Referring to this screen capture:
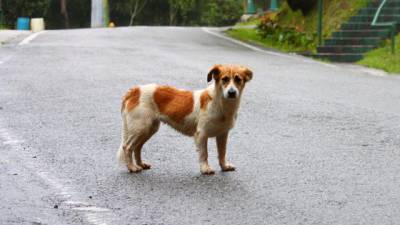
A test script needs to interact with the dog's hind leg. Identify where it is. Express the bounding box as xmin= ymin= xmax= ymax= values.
xmin=124 ymin=144 xmax=143 ymax=173
xmin=122 ymin=115 xmax=159 ymax=173
xmin=118 ymin=111 xmax=146 ymax=173
xmin=133 ymin=120 xmax=160 ymax=170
